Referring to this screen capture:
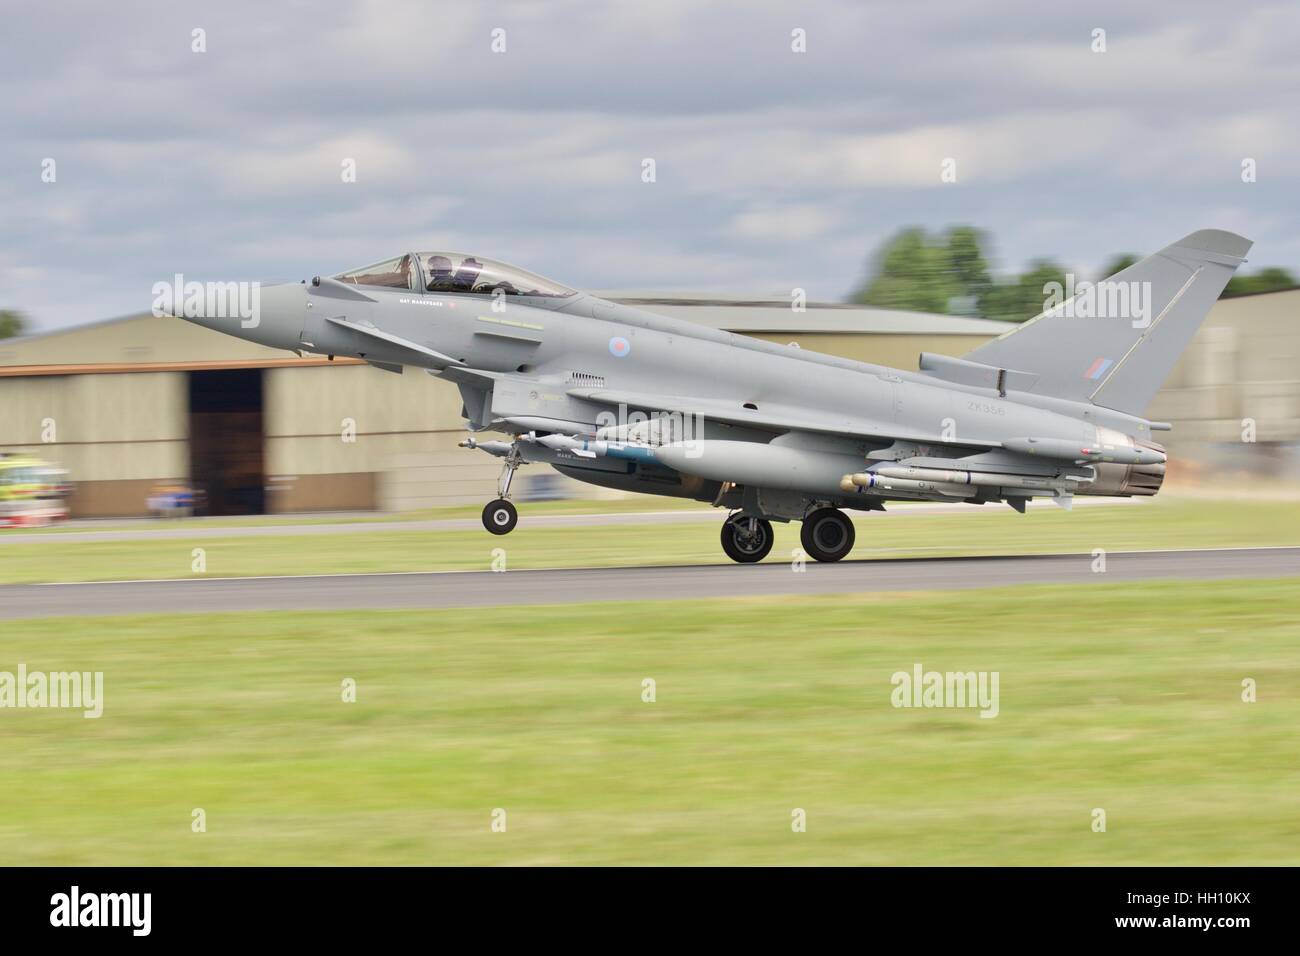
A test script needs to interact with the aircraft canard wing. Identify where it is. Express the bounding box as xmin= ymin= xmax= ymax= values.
xmin=436 ymin=365 xmax=501 ymax=389
xmin=566 ymin=386 xmax=1000 ymax=449
xmin=324 ymin=316 xmax=463 ymax=368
